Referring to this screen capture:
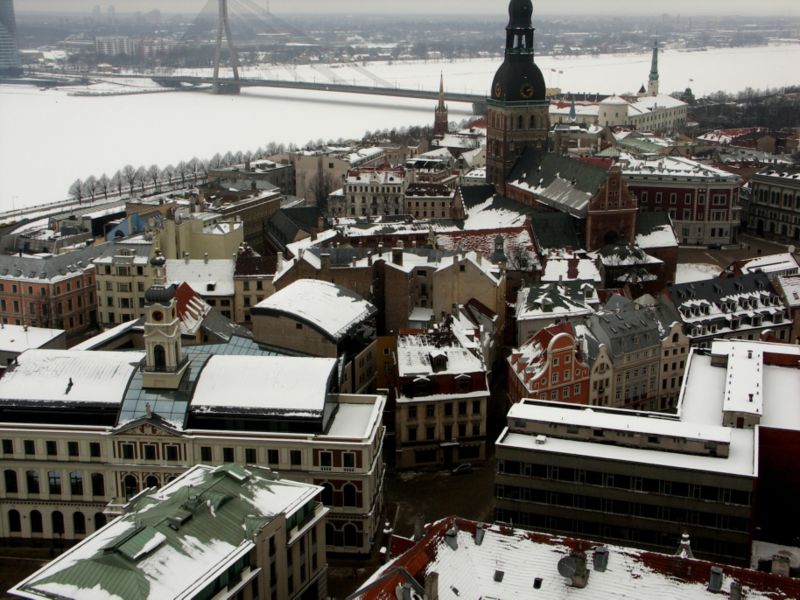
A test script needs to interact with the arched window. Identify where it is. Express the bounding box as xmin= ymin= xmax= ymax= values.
xmin=342 ymin=483 xmax=357 ymax=507
xmin=52 ymin=511 xmax=65 ymax=535
xmin=73 ymin=512 xmax=86 ymax=535
xmin=124 ymin=475 xmax=138 ymax=500
xmin=94 ymin=513 xmax=107 ymax=531
xmin=672 ymin=333 xmax=679 ymax=343
xmin=153 ymin=344 xmax=166 ymax=370
xmin=325 ymin=522 xmax=335 ymax=546
xmin=70 ymin=472 xmax=83 ymax=496
xmin=517 ymin=115 xmax=524 ymax=130
xmin=530 ymin=115 xmax=536 ymax=128
xmin=26 ymin=470 xmax=39 ymax=494
xmin=91 ymin=473 xmax=104 ymax=497
xmin=30 ymin=510 xmax=43 ymax=534
xmin=343 ymin=523 xmax=360 ymax=548
xmin=8 ymin=509 xmax=21 ymax=533
xmin=145 ymin=475 xmax=159 ymax=489
xmin=321 ymin=483 xmax=334 ymax=506
xmin=4 ymin=470 xmax=17 ymax=494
